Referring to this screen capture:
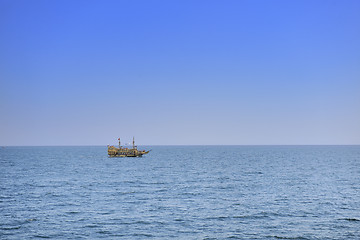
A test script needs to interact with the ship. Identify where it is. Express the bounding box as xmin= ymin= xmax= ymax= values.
xmin=107 ymin=137 xmax=150 ymax=157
